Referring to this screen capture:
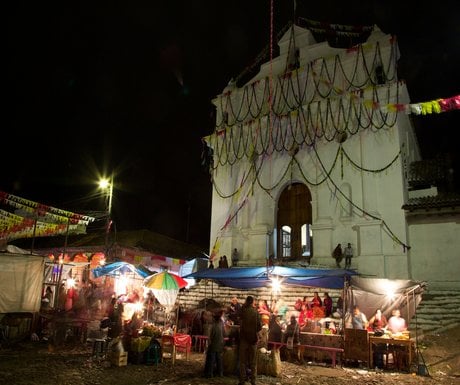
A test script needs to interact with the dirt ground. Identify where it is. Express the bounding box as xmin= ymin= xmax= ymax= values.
xmin=0 ymin=329 xmax=459 ymax=385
